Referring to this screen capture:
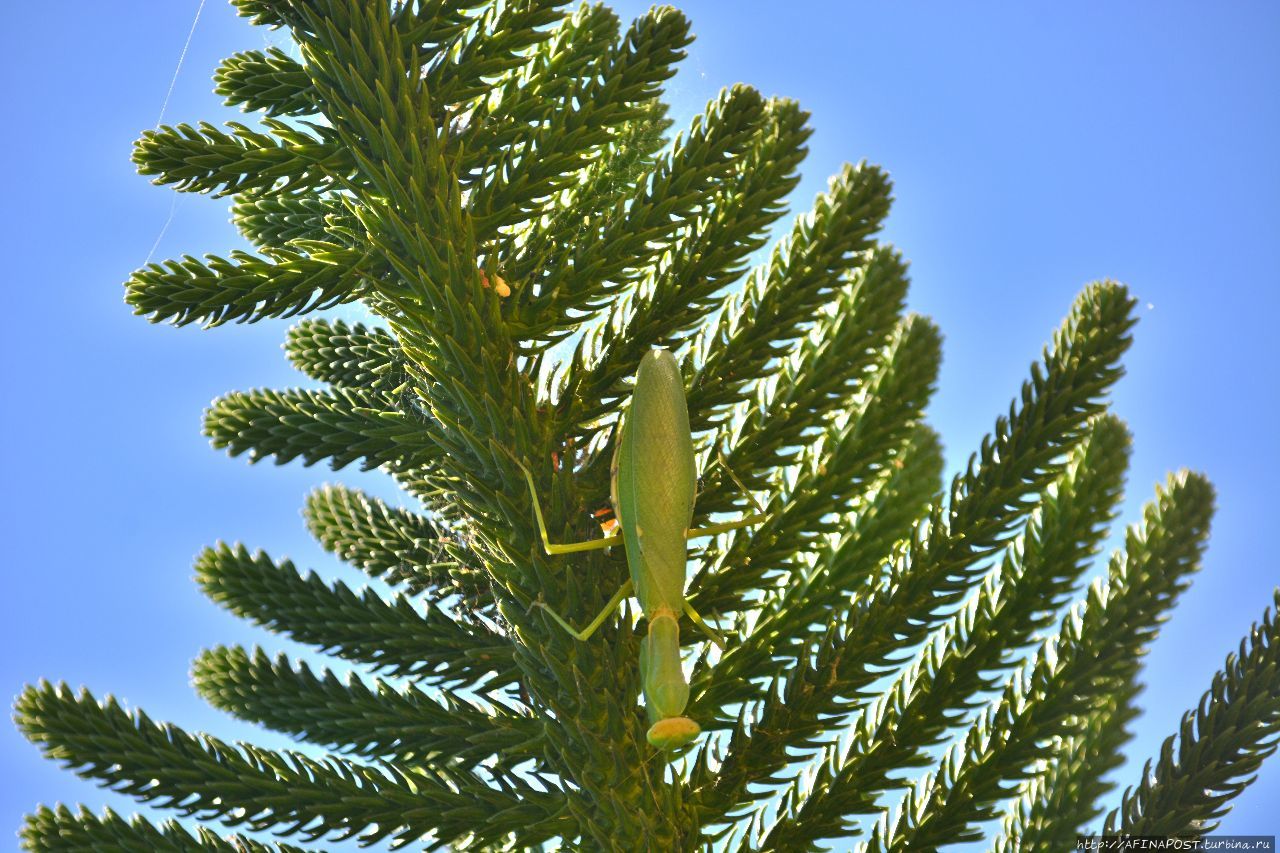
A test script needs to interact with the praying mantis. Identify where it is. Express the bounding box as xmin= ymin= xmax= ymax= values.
xmin=505 ymin=349 xmax=766 ymax=750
